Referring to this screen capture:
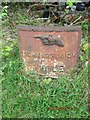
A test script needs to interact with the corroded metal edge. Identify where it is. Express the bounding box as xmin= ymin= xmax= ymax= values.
xmin=17 ymin=25 xmax=82 ymax=32
xmin=76 ymin=26 xmax=82 ymax=66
